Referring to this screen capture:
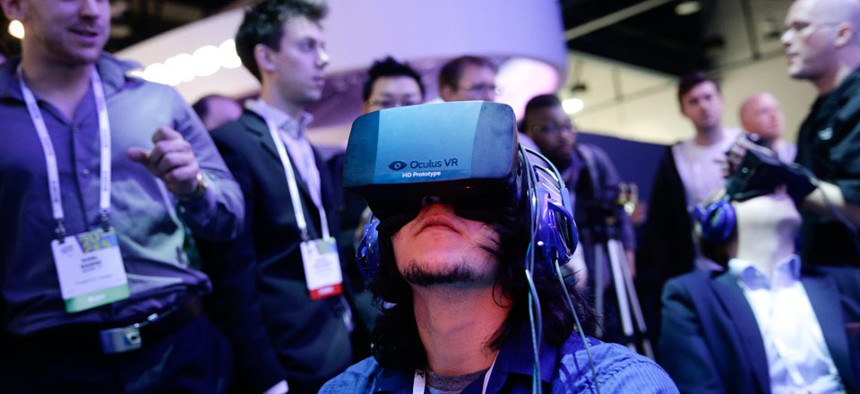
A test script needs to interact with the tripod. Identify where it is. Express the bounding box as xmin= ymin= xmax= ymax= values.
xmin=584 ymin=213 xmax=653 ymax=359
